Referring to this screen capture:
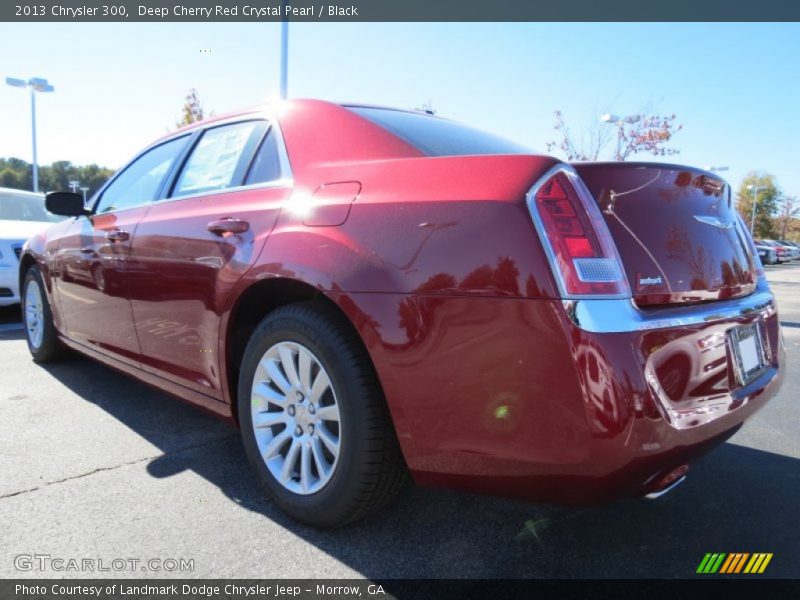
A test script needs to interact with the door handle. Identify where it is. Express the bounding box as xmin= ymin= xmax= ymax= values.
xmin=106 ymin=229 xmax=130 ymax=242
xmin=207 ymin=218 xmax=250 ymax=236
